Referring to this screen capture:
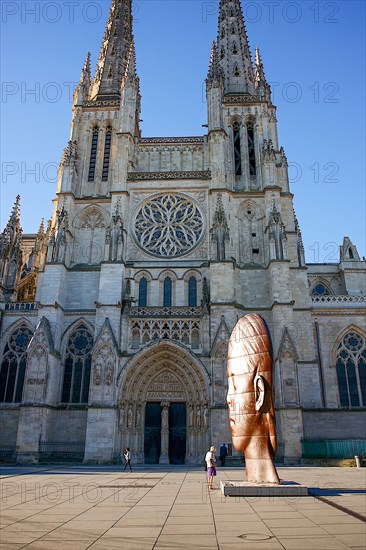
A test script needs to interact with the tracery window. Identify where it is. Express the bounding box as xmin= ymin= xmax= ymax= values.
xmin=163 ymin=277 xmax=172 ymax=307
xmin=312 ymin=283 xmax=330 ymax=296
xmin=247 ymin=122 xmax=256 ymax=176
xmin=0 ymin=325 xmax=33 ymax=403
xmin=139 ymin=277 xmax=148 ymax=307
xmin=188 ymin=276 xmax=197 ymax=307
xmin=61 ymin=325 xmax=93 ymax=404
xmin=336 ymin=332 xmax=366 ymax=407
xmin=102 ymin=126 xmax=112 ymax=182
xmin=134 ymin=194 xmax=204 ymax=258
xmin=233 ymin=122 xmax=242 ymax=176
xmin=88 ymin=127 xmax=99 ymax=182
